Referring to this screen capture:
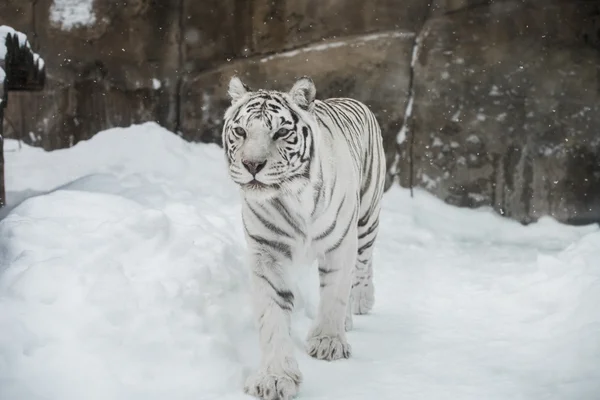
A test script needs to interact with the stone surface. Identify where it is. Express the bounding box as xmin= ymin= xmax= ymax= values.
xmin=1 ymin=0 xmax=600 ymax=224
xmin=2 ymin=0 xmax=181 ymax=148
xmin=183 ymin=0 xmax=429 ymax=72
xmin=181 ymin=31 xmax=415 ymax=178
xmin=1 ymin=0 xmax=430 ymax=150
xmin=401 ymin=0 xmax=600 ymax=224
